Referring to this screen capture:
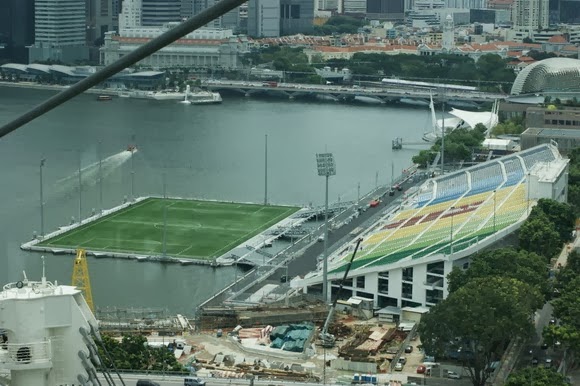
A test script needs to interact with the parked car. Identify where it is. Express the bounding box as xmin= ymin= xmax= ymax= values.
xmin=184 ymin=377 xmax=206 ymax=386
xmin=405 ymin=345 xmax=413 ymax=353
xmin=416 ymin=365 xmax=426 ymax=374
xmin=395 ymin=362 xmax=403 ymax=371
xmin=541 ymin=342 xmax=549 ymax=350
xmin=447 ymin=371 xmax=461 ymax=379
xmin=545 ymin=358 xmax=553 ymax=368
xmin=398 ymin=357 xmax=407 ymax=365
xmin=532 ymin=357 xmax=539 ymax=366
